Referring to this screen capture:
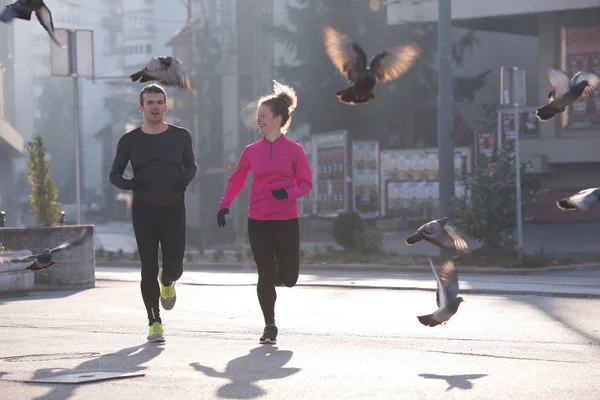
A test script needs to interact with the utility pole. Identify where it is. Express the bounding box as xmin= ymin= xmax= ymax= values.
xmin=437 ymin=0 xmax=454 ymax=220
xmin=68 ymin=32 xmax=82 ymax=225
xmin=50 ymin=29 xmax=94 ymax=225
xmin=500 ymin=66 xmax=526 ymax=259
